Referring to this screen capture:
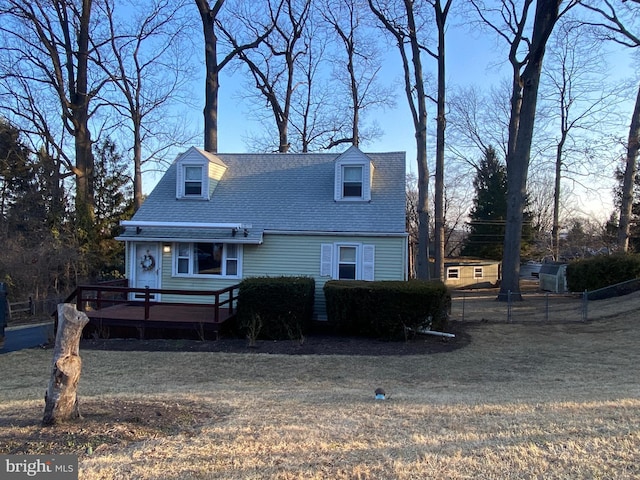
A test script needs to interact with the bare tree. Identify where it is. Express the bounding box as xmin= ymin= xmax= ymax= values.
xmin=471 ymin=0 xmax=578 ymax=300
xmin=542 ymin=18 xmax=624 ymax=259
xmin=447 ymin=83 xmax=513 ymax=172
xmin=429 ymin=0 xmax=453 ymax=282
xmin=580 ymin=0 xmax=640 ymax=252
xmin=368 ymin=0 xmax=431 ymax=279
xmin=0 ymin=0 xmax=104 ymax=233
xmin=194 ymin=0 xmax=279 ymax=153
xmin=288 ymin=7 xmax=333 ymax=152
xmin=98 ymin=0 xmax=195 ymax=211
xmin=406 ymin=173 xmax=419 ymax=277
xmin=320 ymin=0 xmax=394 ymax=150
xmin=224 ymin=0 xmax=310 ymax=153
